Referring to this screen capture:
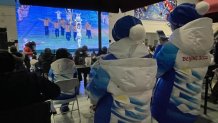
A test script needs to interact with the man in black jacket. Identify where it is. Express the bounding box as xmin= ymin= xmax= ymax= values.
xmin=0 ymin=51 xmax=60 ymax=111
xmin=37 ymin=48 xmax=54 ymax=77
